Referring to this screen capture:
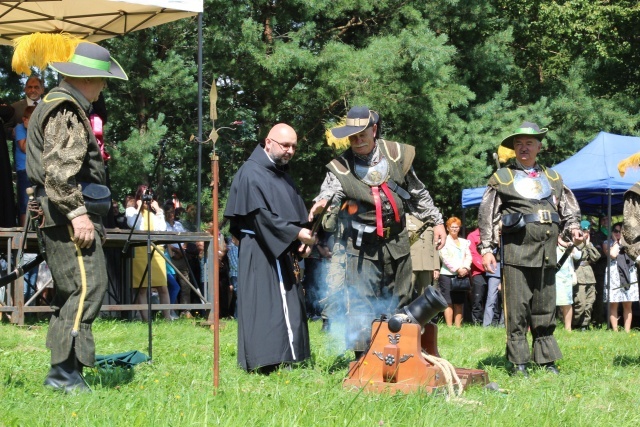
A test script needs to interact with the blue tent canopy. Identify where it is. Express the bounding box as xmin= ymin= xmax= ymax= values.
xmin=461 ymin=132 xmax=640 ymax=215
